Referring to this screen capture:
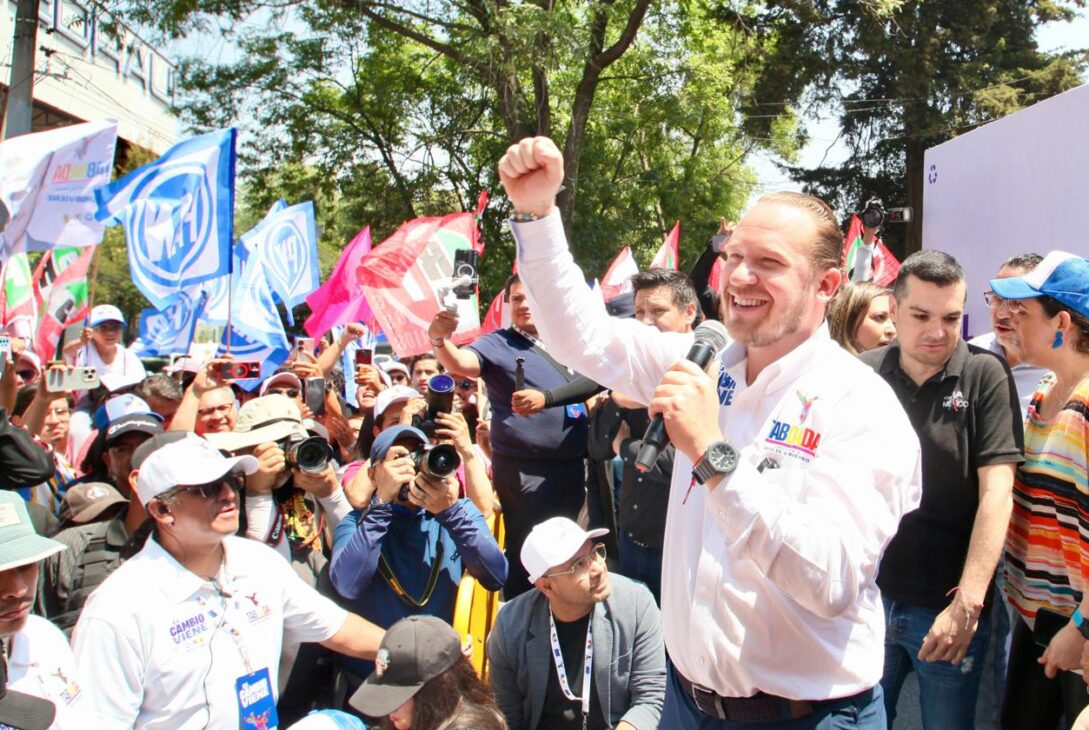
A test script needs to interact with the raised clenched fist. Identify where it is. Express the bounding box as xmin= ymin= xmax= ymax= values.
xmin=497 ymin=137 xmax=565 ymax=218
